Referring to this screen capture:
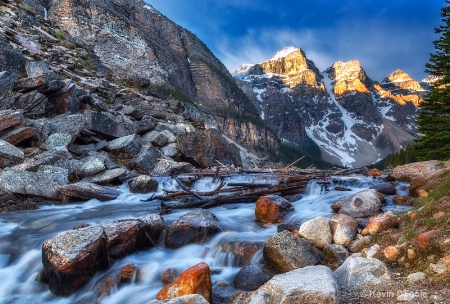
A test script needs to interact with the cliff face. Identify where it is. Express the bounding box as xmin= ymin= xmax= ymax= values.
xmin=36 ymin=0 xmax=277 ymax=155
xmin=235 ymin=47 xmax=426 ymax=167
